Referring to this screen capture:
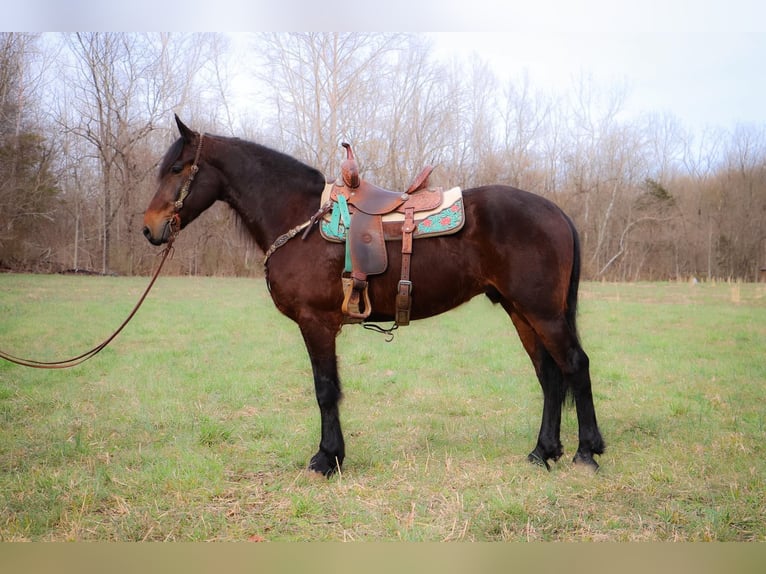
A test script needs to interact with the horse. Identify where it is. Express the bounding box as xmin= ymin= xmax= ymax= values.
xmin=143 ymin=115 xmax=605 ymax=476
